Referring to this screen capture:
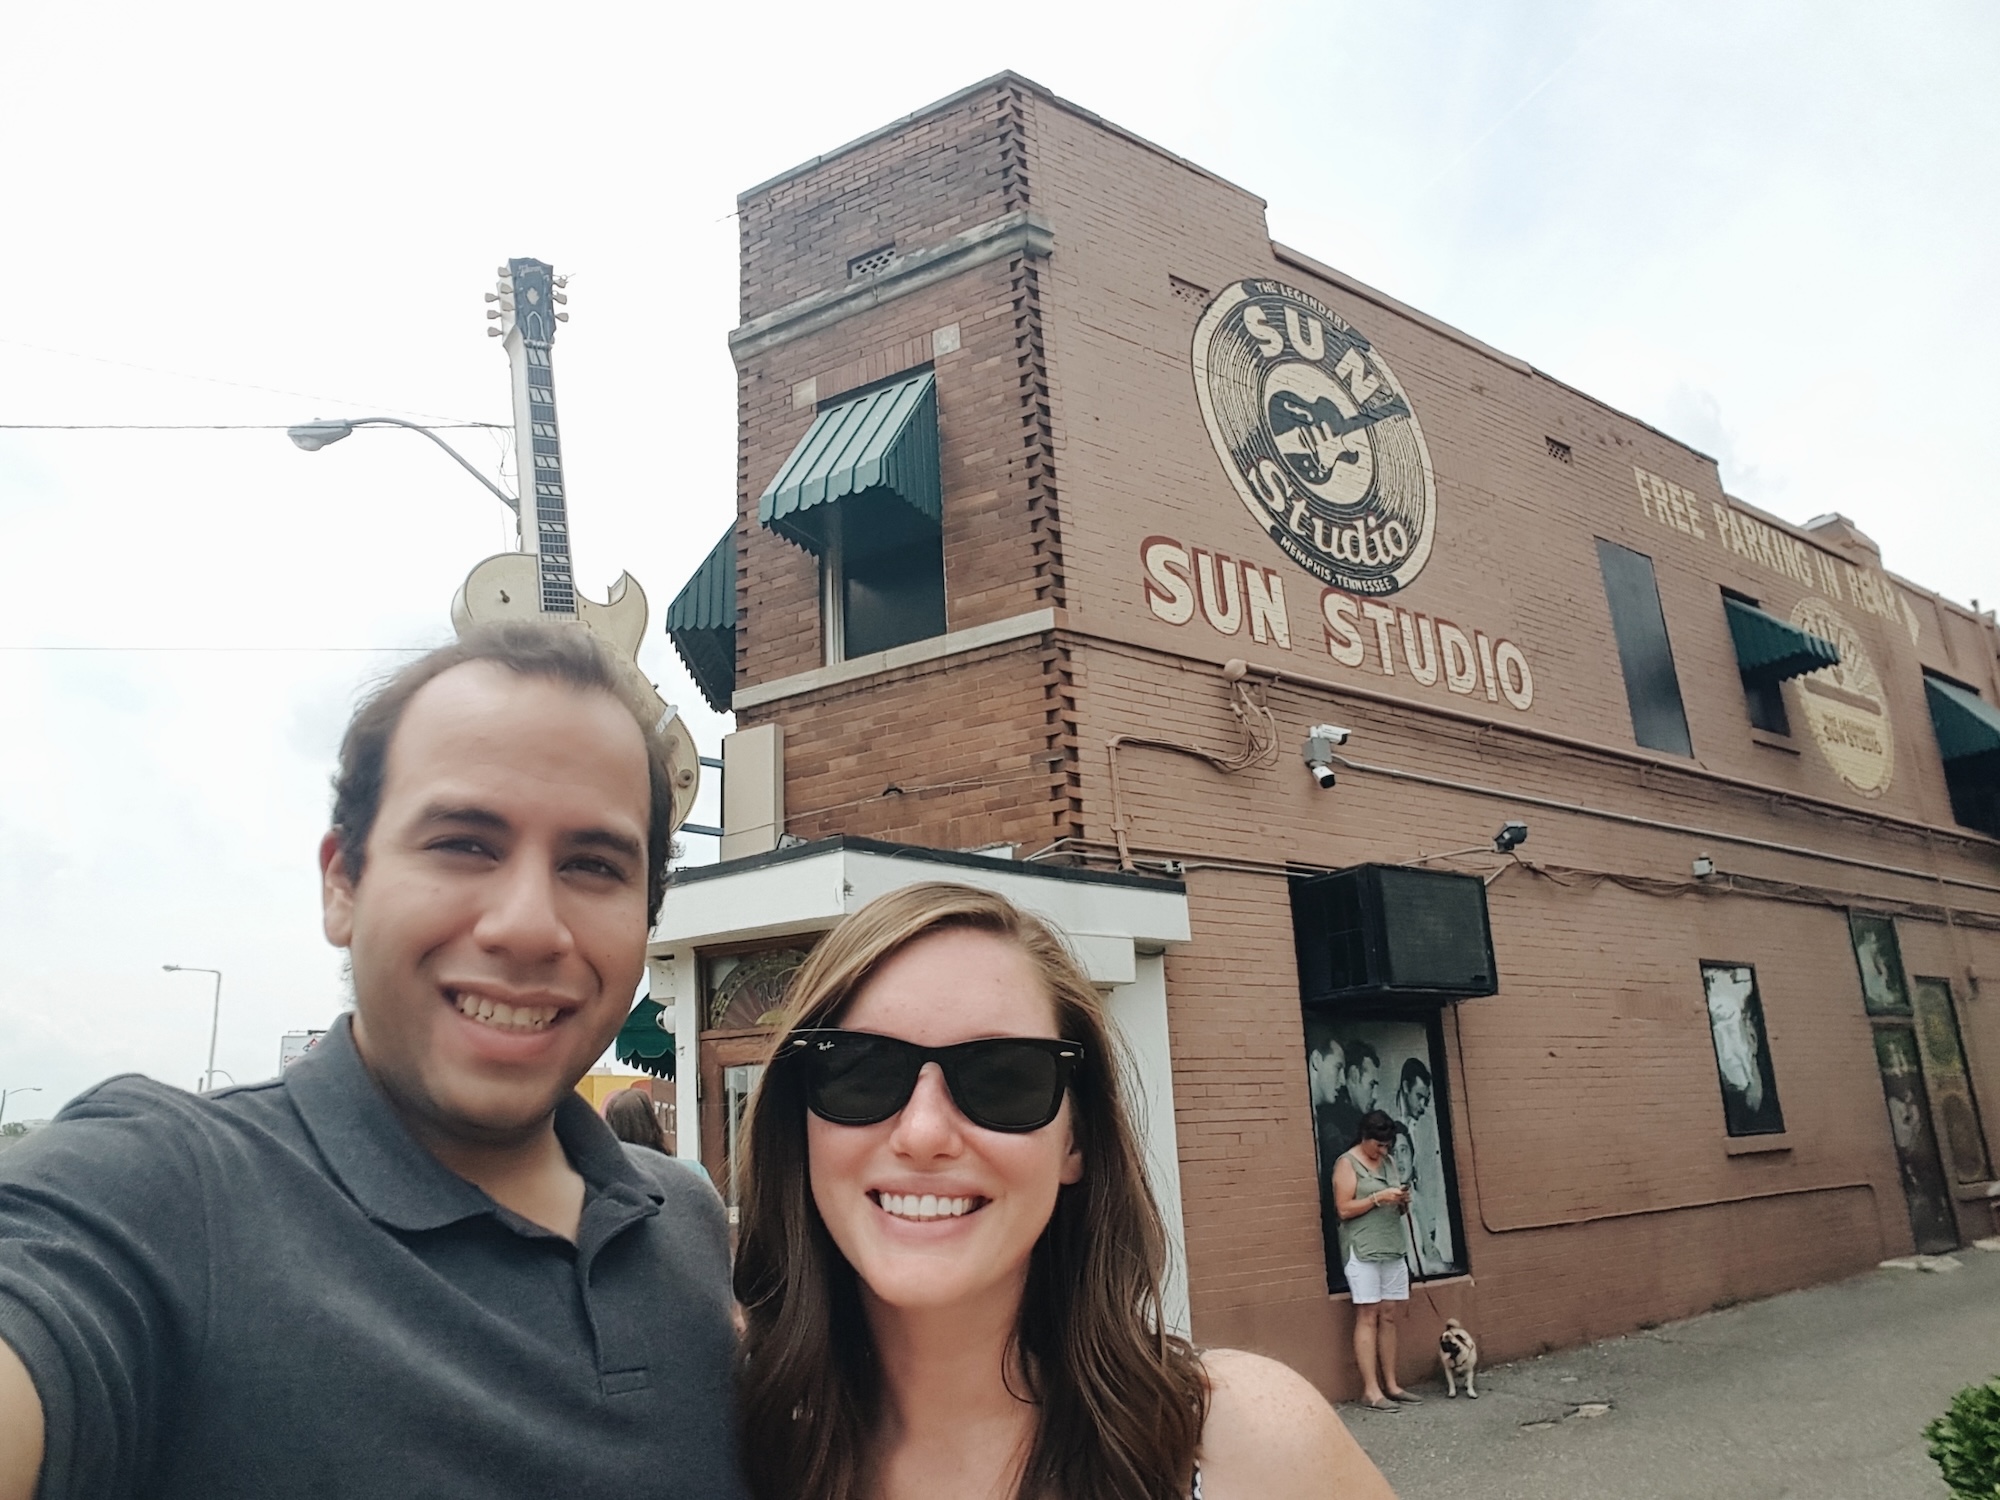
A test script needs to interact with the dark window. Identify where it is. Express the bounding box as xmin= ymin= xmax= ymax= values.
xmin=1597 ymin=539 xmax=1693 ymax=756
xmin=824 ymin=490 xmax=945 ymax=662
xmin=1700 ymin=963 xmax=1786 ymax=1136
xmin=1724 ymin=590 xmax=1791 ymax=735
